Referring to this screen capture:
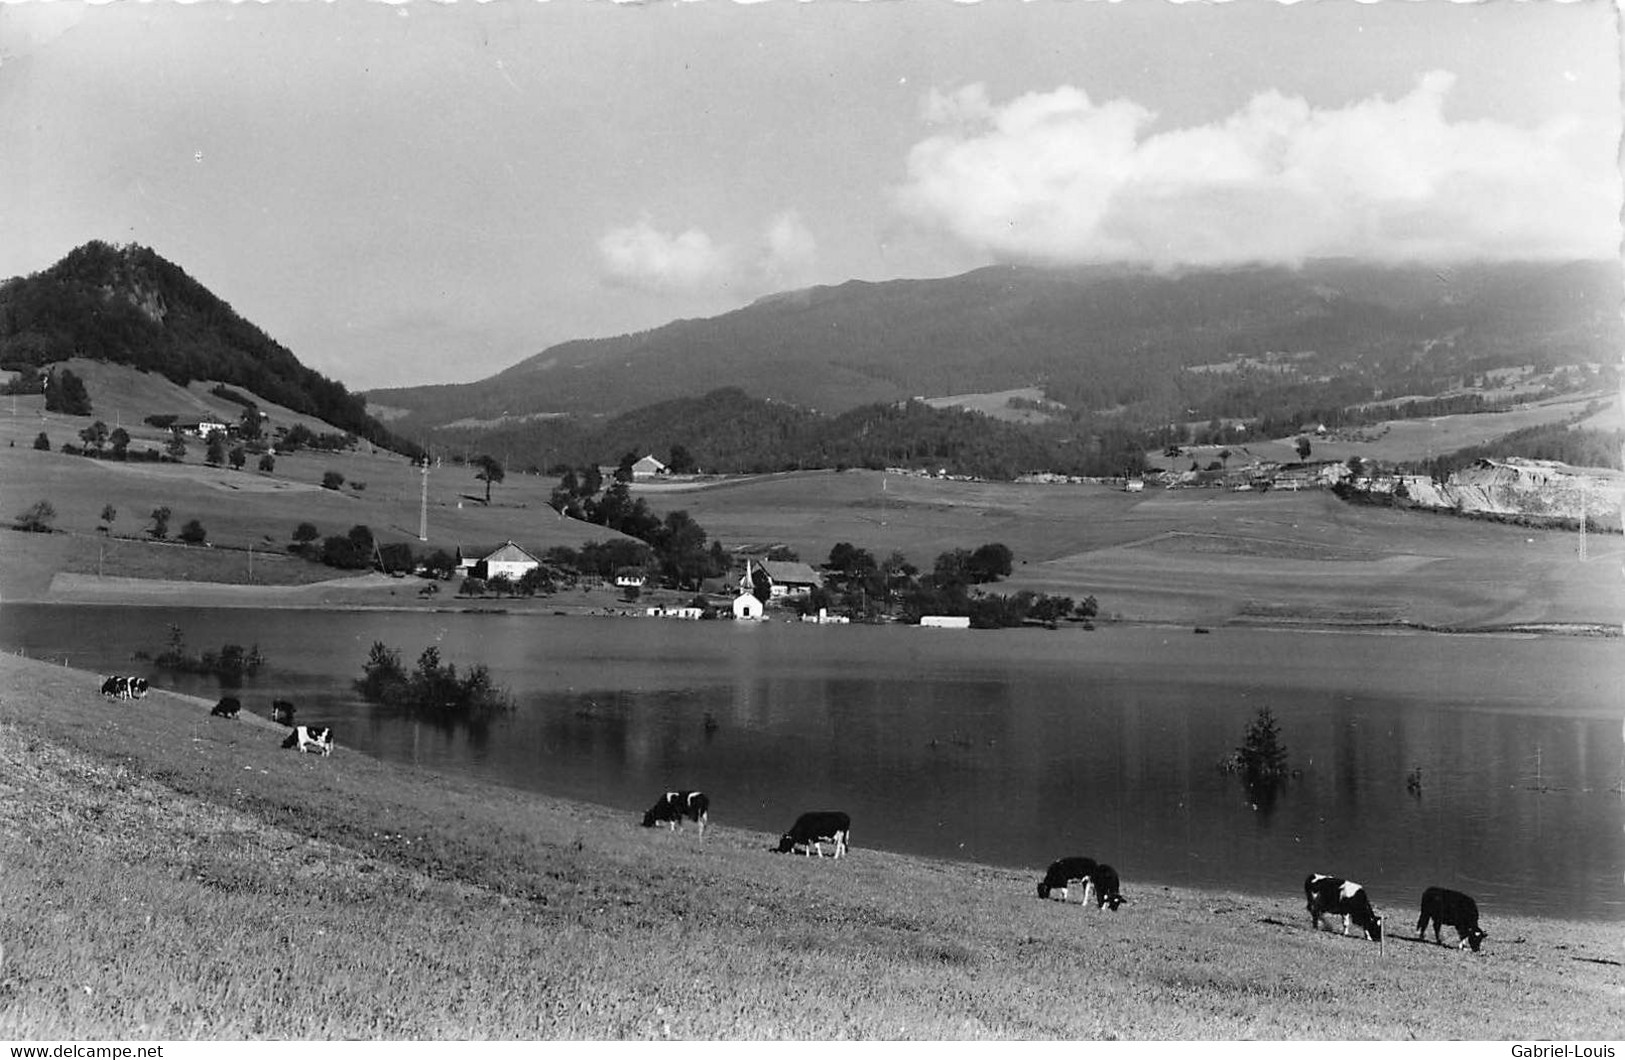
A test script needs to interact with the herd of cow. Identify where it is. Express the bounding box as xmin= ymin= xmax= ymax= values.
xmin=101 ymin=675 xmax=1490 ymax=954
xmin=640 ymin=788 xmax=1489 ymax=953
xmin=100 ymin=674 xmax=334 ymax=756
